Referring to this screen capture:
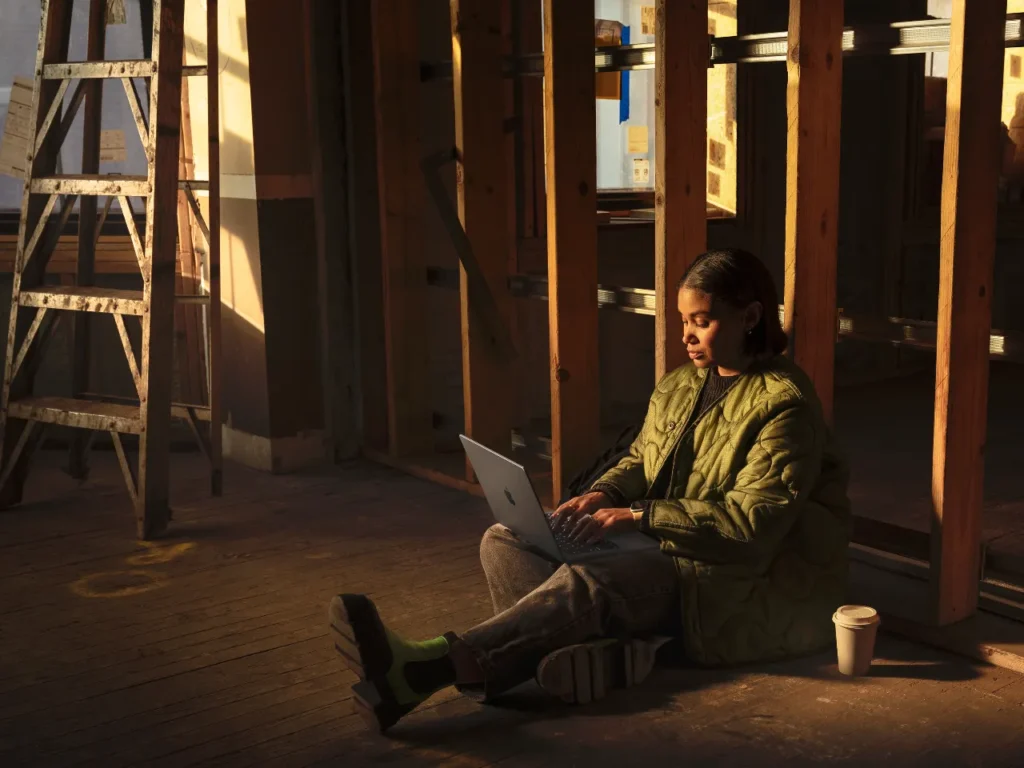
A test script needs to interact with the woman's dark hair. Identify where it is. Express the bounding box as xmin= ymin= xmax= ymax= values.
xmin=676 ymin=248 xmax=788 ymax=358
